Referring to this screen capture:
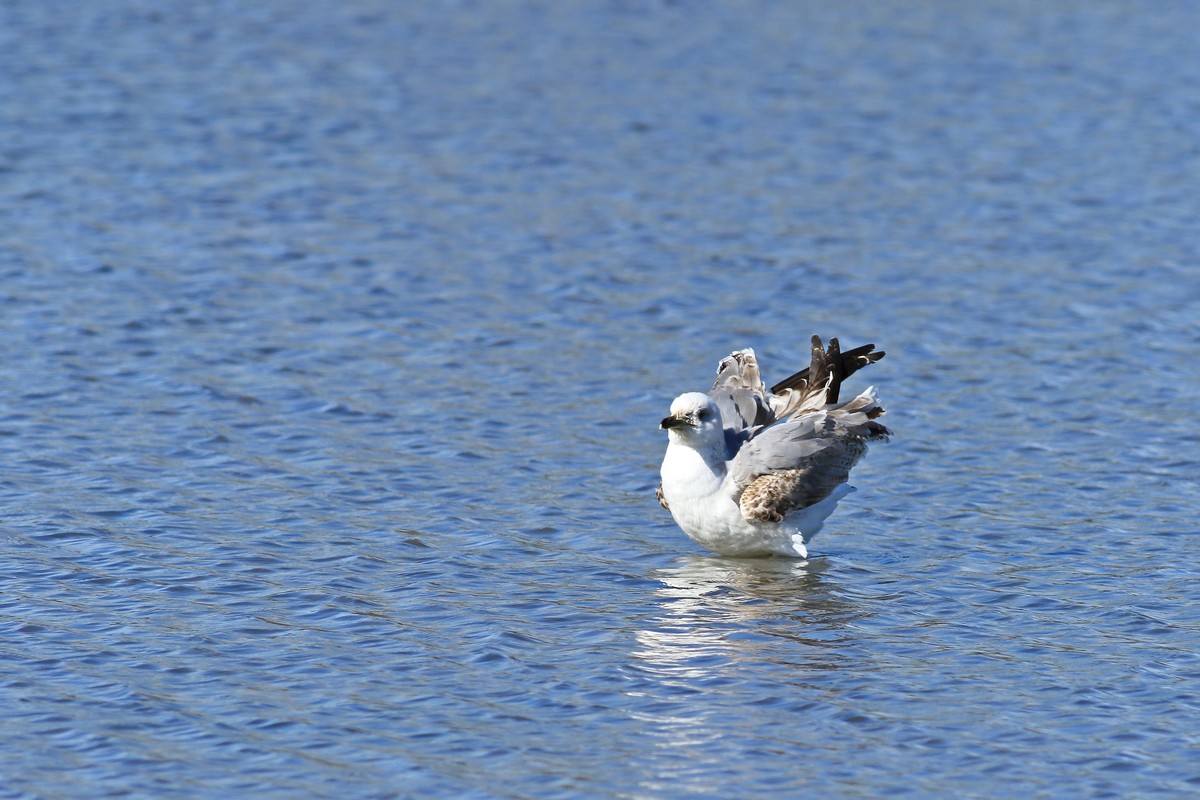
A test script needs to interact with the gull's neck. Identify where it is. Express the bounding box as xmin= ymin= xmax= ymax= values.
xmin=661 ymin=431 xmax=728 ymax=488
